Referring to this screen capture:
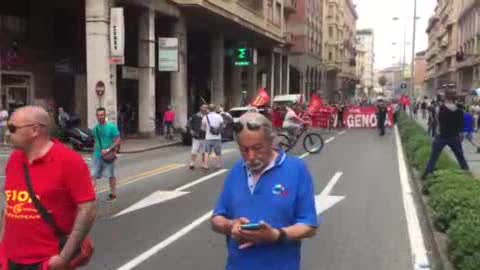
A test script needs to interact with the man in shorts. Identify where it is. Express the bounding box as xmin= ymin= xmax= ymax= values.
xmin=92 ymin=107 xmax=121 ymax=201
xmin=202 ymin=104 xmax=224 ymax=170
xmin=188 ymin=104 xmax=208 ymax=169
